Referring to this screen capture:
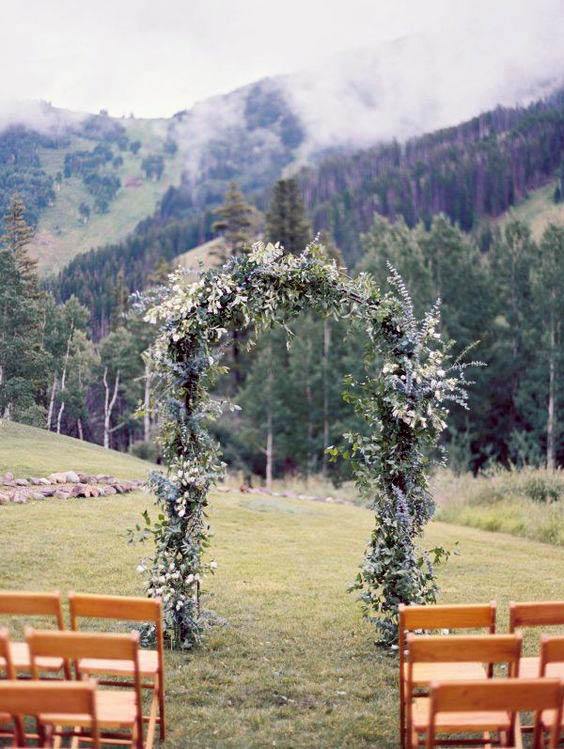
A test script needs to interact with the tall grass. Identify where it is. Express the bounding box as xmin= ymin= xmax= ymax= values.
xmin=434 ymin=467 xmax=564 ymax=546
